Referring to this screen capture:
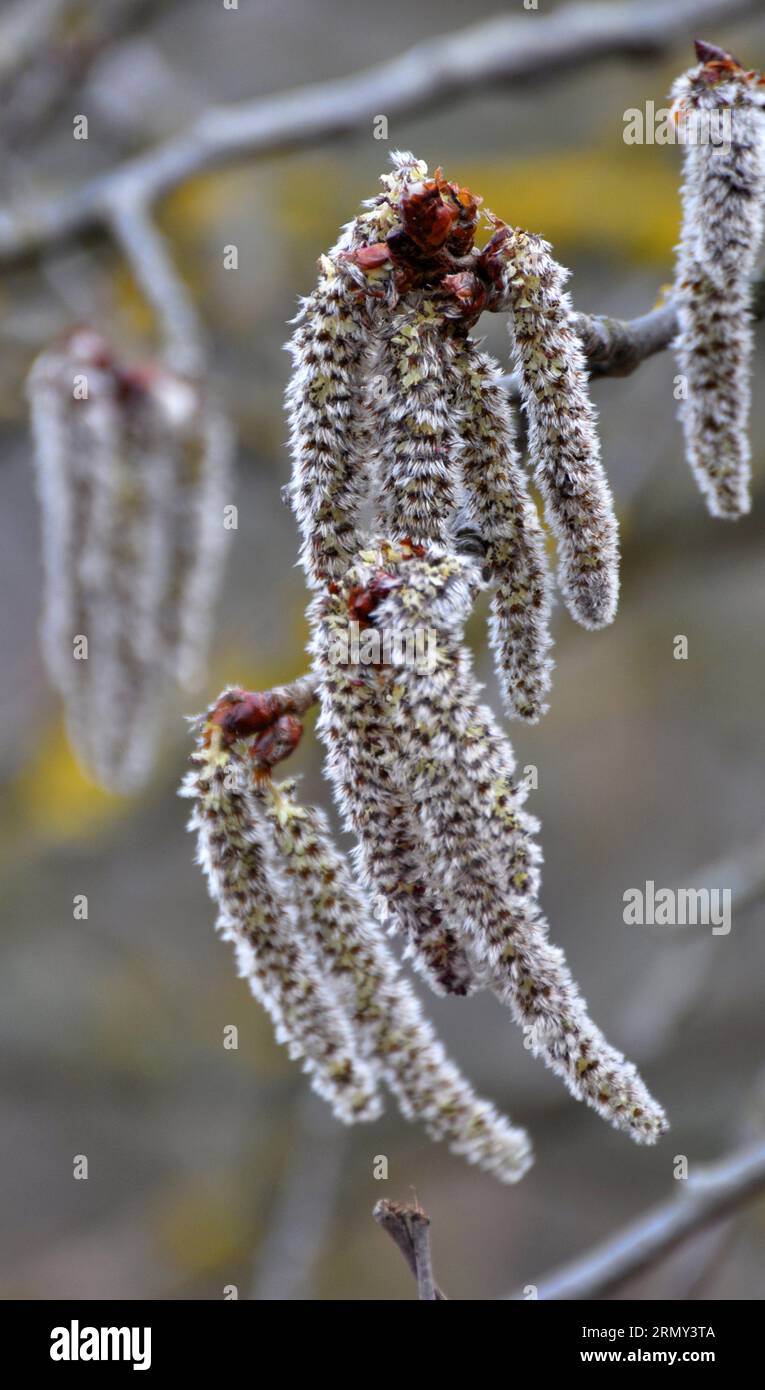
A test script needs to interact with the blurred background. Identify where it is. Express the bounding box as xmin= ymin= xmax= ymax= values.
xmin=1 ymin=0 xmax=764 ymax=1301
